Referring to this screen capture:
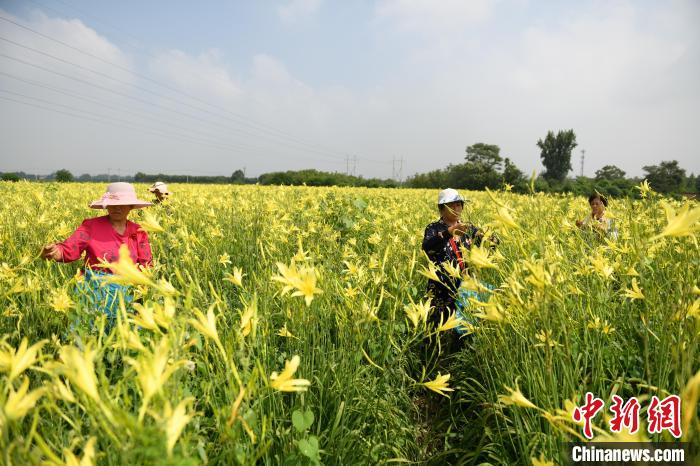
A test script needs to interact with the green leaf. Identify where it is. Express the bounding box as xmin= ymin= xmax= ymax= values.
xmin=292 ymin=409 xmax=314 ymax=432
xmin=353 ymin=197 xmax=368 ymax=210
xmin=297 ymin=436 xmax=320 ymax=464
